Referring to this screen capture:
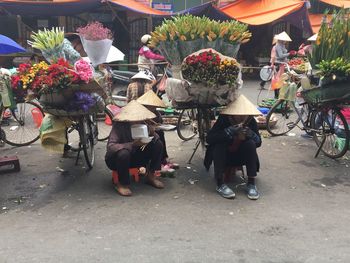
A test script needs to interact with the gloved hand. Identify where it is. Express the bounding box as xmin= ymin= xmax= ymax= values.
xmin=224 ymin=125 xmax=241 ymax=139
xmin=289 ymin=50 xmax=297 ymax=56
